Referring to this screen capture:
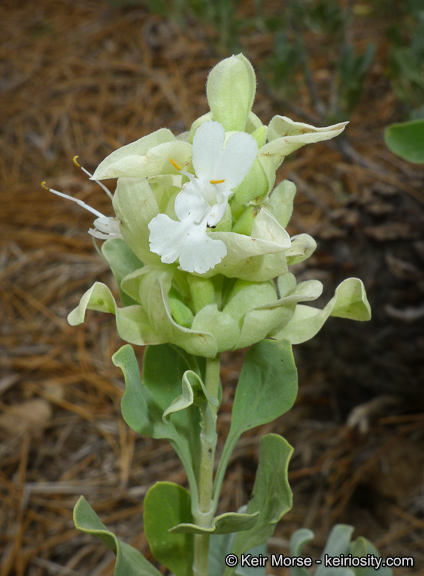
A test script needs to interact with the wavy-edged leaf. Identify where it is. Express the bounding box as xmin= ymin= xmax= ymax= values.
xmin=113 ymin=344 xmax=201 ymax=494
xmin=262 ymin=116 xmax=347 ymax=169
xmin=67 ymin=282 xmax=163 ymax=346
xmin=274 ymin=278 xmax=371 ymax=345
xmin=73 ymin=496 xmax=161 ymax=576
